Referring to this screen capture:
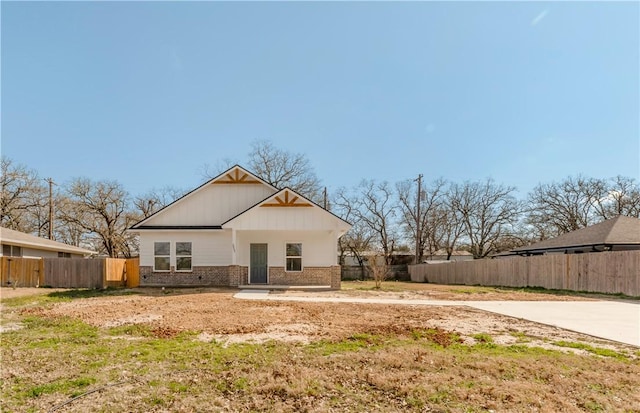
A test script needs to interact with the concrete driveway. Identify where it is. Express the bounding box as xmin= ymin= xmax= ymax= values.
xmin=235 ymin=290 xmax=640 ymax=347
